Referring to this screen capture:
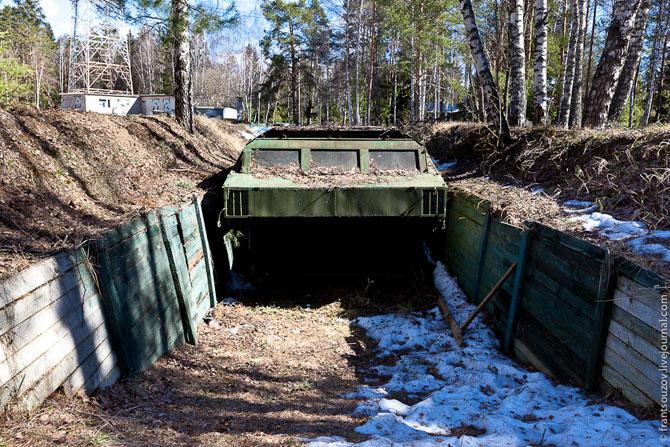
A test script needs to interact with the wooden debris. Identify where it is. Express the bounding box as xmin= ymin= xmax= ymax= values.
xmin=461 ymin=262 xmax=517 ymax=333
xmin=437 ymin=295 xmax=464 ymax=347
